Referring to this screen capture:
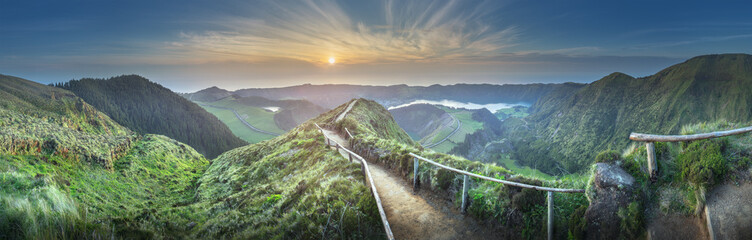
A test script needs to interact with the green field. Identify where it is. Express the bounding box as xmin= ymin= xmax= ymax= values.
xmin=195 ymin=98 xmax=286 ymax=144
xmin=212 ymin=98 xmax=285 ymax=134
xmin=498 ymin=155 xmax=554 ymax=180
xmin=199 ymin=105 xmax=275 ymax=143
xmin=424 ymin=107 xmax=485 ymax=153
xmin=494 ymin=106 xmax=529 ymax=120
